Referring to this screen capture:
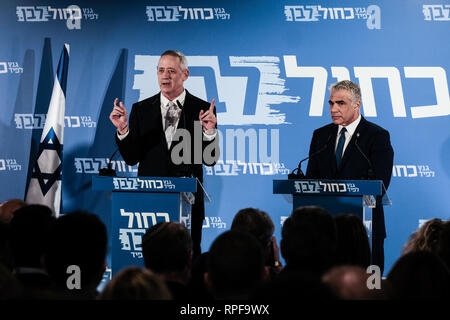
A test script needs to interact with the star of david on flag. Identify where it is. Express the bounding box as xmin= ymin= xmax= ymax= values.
xmin=25 ymin=44 xmax=69 ymax=217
